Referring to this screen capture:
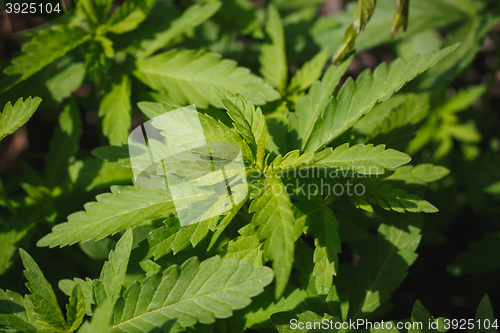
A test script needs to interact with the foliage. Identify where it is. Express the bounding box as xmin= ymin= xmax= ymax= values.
xmin=0 ymin=0 xmax=499 ymax=332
